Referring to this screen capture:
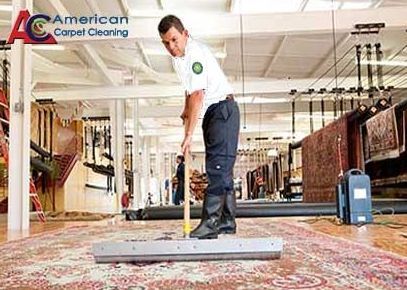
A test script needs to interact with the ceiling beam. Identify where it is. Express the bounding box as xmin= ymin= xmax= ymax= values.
xmin=138 ymin=122 xmax=312 ymax=137
xmin=308 ymin=34 xmax=351 ymax=78
xmin=33 ymin=52 xmax=123 ymax=84
xmin=299 ymin=0 xmax=310 ymax=11
xmin=85 ymin=0 xmax=102 ymax=14
xmin=373 ymin=0 xmax=385 ymax=8
xmin=47 ymin=0 xmax=69 ymax=16
xmin=85 ymin=0 xmax=175 ymax=85
xmin=229 ymin=0 xmax=238 ymax=12
xmin=158 ymin=0 xmax=165 ymax=10
xmin=33 ymin=72 xmax=104 ymax=86
xmin=263 ymin=35 xmax=288 ymax=77
xmin=47 ymin=0 xmax=119 ymax=86
xmin=82 ymin=44 xmax=119 ymax=85
xmin=136 ymin=41 xmax=153 ymax=68
xmin=51 ymin=7 xmax=407 ymax=42
xmin=308 ymin=0 xmax=386 ymax=79
xmin=32 ymin=52 xmax=78 ymax=74
xmin=97 ymin=46 xmax=177 ymax=84
xmin=138 ymin=100 xmax=345 ymax=118
xmin=33 ymin=74 xmax=402 ymax=101
xmin=118 ymin=0 xmax=130 ymax=16
xmin=85 ymin=104 xmax=309 ymax=119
